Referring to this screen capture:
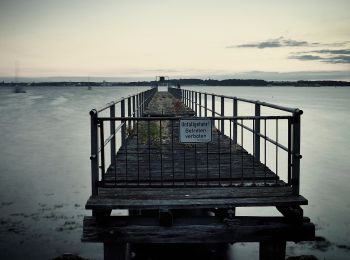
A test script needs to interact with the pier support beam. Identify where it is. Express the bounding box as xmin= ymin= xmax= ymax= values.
xmin=276 ymin=205 xmax=303 ymax=222
xmin=104 ymin=243 xmax=130 ymax=260
xmin=159 ymin=209 xmax=173 ymax=227
xmin=259 ymin=240 xmax=286 ymax=260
